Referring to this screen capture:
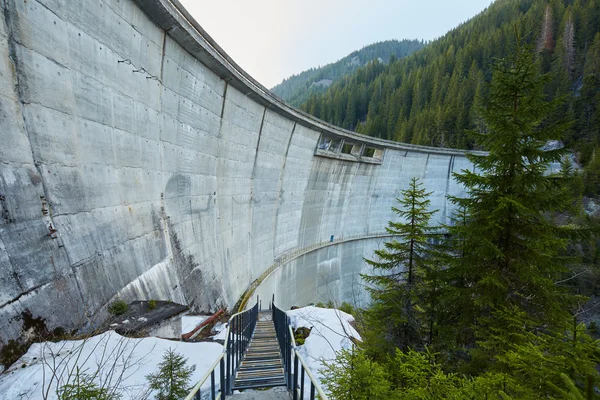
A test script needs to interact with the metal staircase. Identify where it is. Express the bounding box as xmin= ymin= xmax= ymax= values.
xmin=233 ymin=312 xmax=286 ymax=390
xmin=184 ymin=296 xmax=327 ymax=399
